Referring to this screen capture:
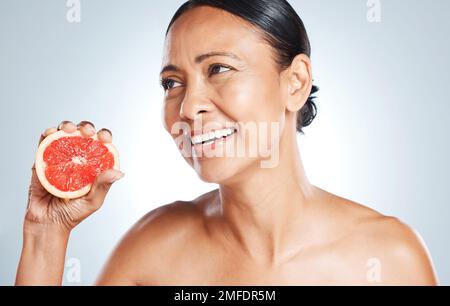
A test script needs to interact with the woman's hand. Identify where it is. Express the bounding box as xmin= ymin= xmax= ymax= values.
xmin=25 ymin=121 xmax=124 ymax=234
xmin=16 ymin=121 xmax=124 ymax=286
